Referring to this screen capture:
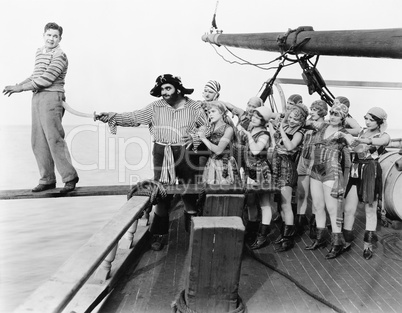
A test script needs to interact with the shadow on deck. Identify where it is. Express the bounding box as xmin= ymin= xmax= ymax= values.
xmin=98 ymin=204 xmax=402 ymax=313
